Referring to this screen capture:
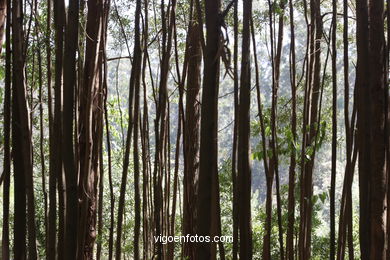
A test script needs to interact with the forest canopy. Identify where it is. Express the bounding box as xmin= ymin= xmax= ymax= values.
xmin=0 ymin=0 xmax=388 ymax=259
